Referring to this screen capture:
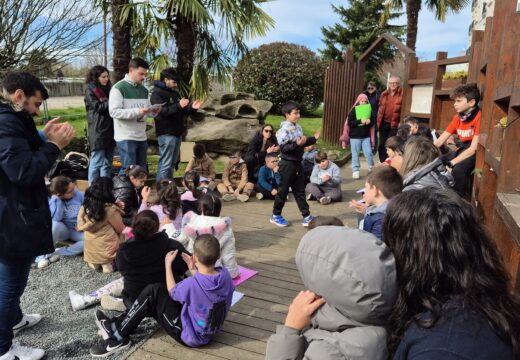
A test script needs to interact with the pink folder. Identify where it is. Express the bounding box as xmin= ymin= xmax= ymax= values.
xmin=232 ymin=265 xmax=258 ymax=287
